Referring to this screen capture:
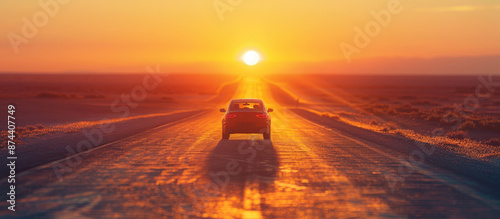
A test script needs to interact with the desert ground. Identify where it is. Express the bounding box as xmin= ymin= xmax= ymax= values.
xmin=1 ymin=74 xmax=499 ymax=218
